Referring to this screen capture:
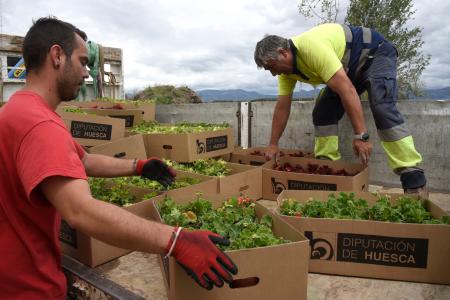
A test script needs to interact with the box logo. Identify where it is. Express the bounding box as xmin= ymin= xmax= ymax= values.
xmin=271 ymin=177 xmax=286 ymax=194
xmin=109 ymin=115 xmax=135 ymax=127
xmin=196 ymin=140 xmax=205 ymax=154
xmin=70 ymin=121 xmax=112 ymax=140
xmin=337 ymin=233 xmax=429 ymax=268
xmin=304 ymin=231 xmax=334 ymax=260
xmin=206 ymin=135 xmax=228 ymax=152
xmin=288 ymin=180 xmax=337 ymax=191
xmin=59 ymin=220 xmax=77 ymax=247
